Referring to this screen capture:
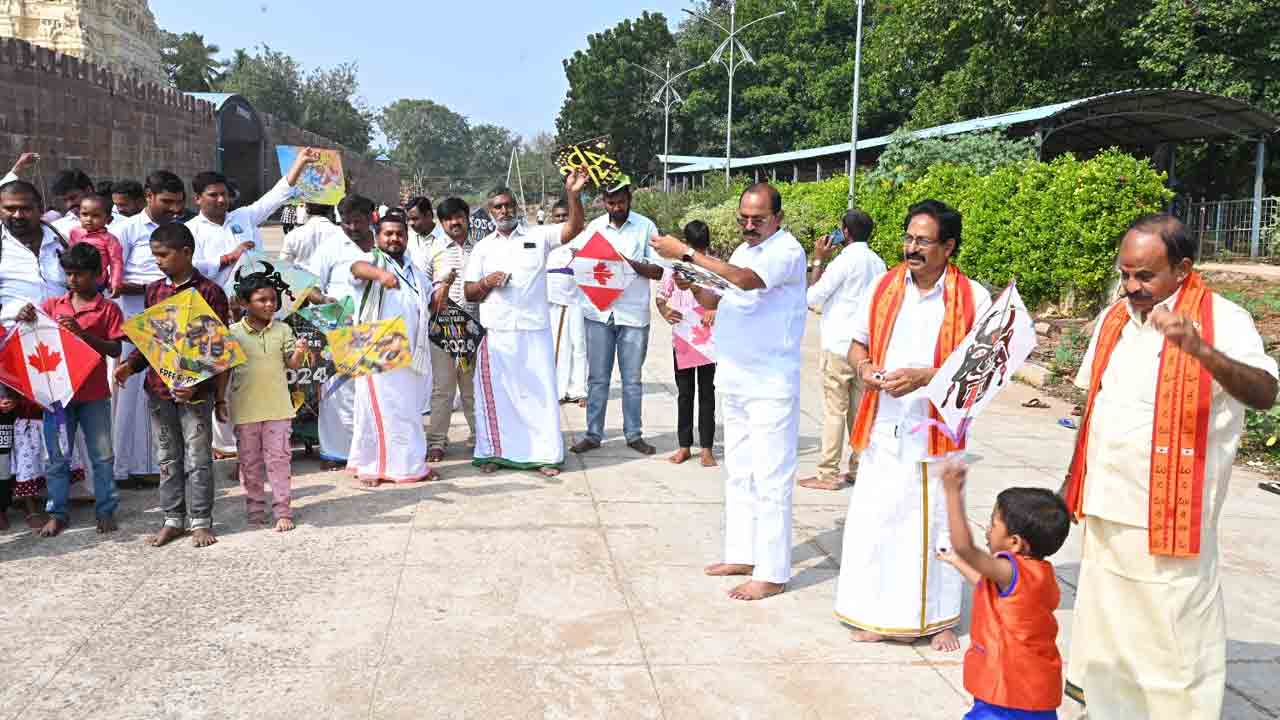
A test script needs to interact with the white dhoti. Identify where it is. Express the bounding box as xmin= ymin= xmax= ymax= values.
xmin=550 ymin=303 xmax=586 ymax=400
xmin=721 ymin=393 xmax=799 ymax=584
xmin=112 ymin=295 xmax=158 ymax=479
xmin=348 ymin=367 xmax=431 ymax=483
xmin=834 ymin=434 xmax=962 ymax=637
xmin=473 ymin=329 xmax=563 ymax=469
xmin=318 ymin=376 xmax=355 ymax=463
xmin=212 ymin=417 xmax=237 ymax=456
xmin=1066 ymin=516 xmax=1224 ymax=719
